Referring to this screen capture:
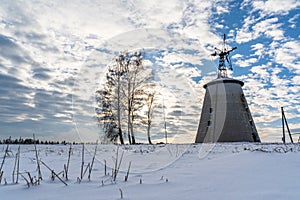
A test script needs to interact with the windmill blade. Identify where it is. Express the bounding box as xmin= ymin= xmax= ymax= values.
xmin=211 ymin=51 xmax=217 ymax=56
xmin=228 ymin=46 xmax=237 ymax=53
xmin=226 ymin=55 xmax=233 ymax=70
xmin=223 ymin=34 xmax=227 ymax=49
